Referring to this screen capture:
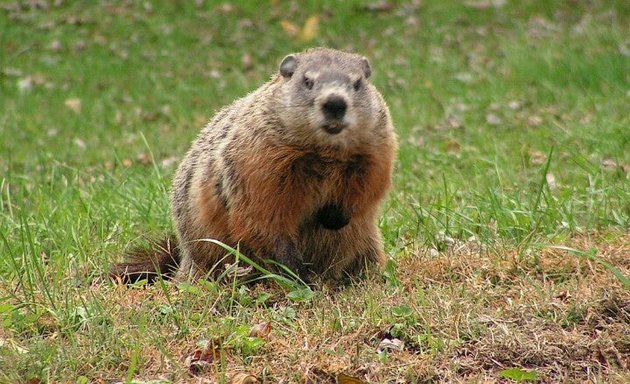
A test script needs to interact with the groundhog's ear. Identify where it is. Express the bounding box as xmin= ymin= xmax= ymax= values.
xmin=360 ymin=57 xmax=372 ymax=79
xmin=280 ymin=54 xmax=297 ymax=78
